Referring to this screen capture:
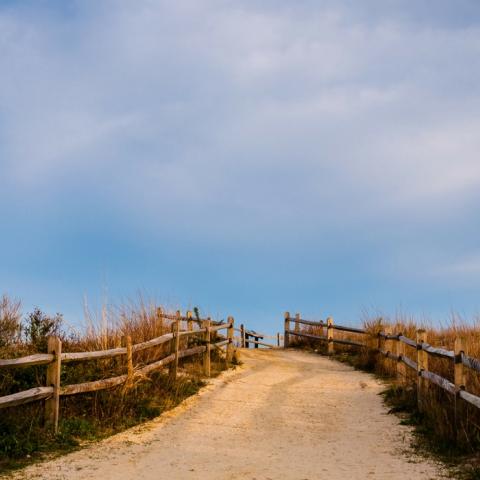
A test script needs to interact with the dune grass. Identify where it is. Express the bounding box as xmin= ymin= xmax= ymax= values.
xmin=0 ymin=295 xmax=229 ymax=472
xmin=293 ymin=312 xmax=480 ymax=477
